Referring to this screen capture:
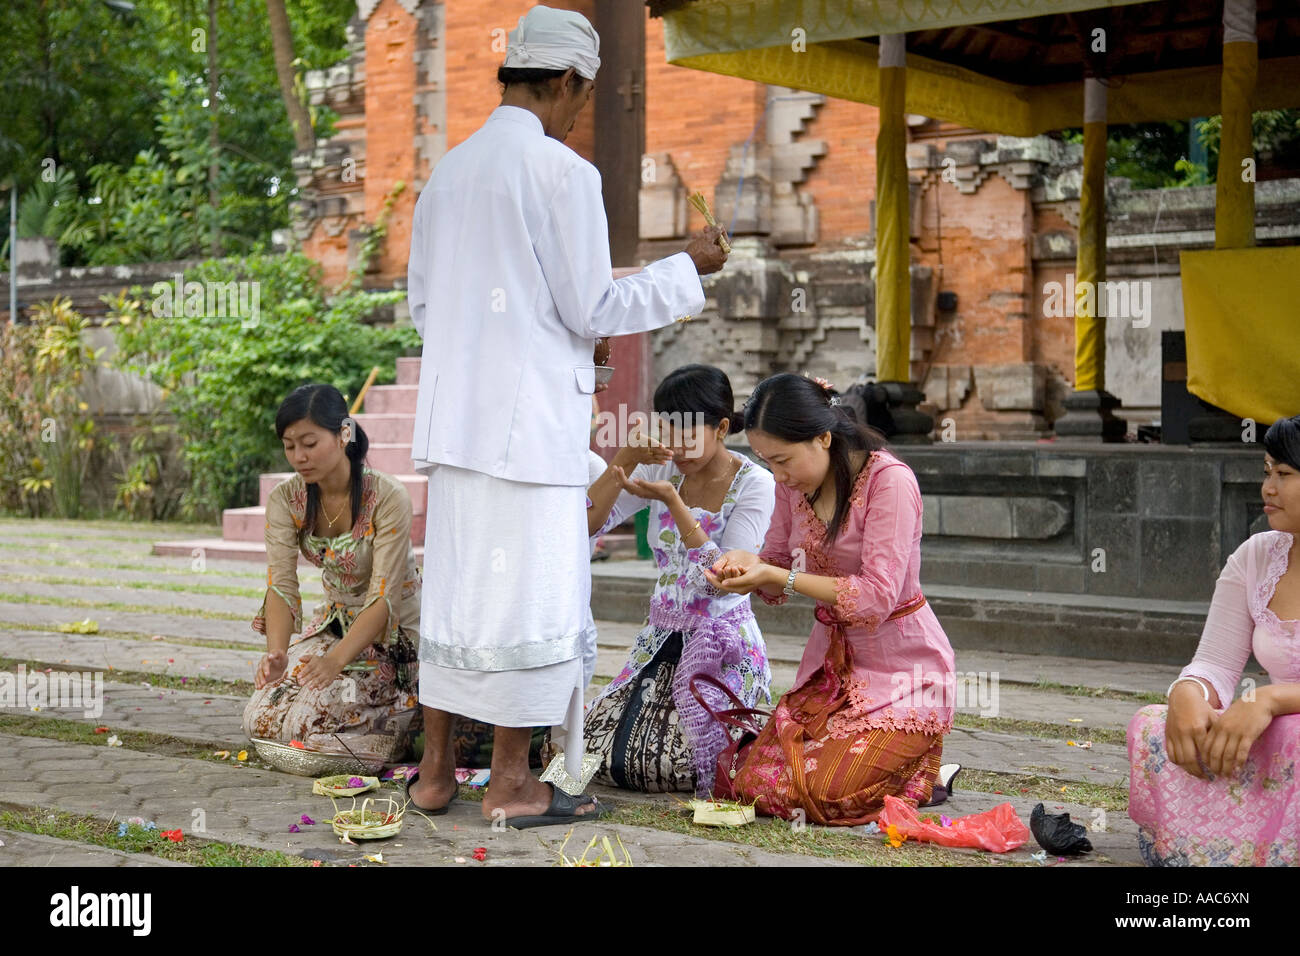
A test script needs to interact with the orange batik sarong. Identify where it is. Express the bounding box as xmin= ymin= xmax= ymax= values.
xmin=704 ymin=601 xmax=943 ymax=826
